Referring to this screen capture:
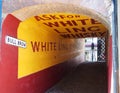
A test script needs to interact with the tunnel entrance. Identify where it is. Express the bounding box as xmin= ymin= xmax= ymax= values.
xmin=1 ymin=3 xmax=111 ymax=93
